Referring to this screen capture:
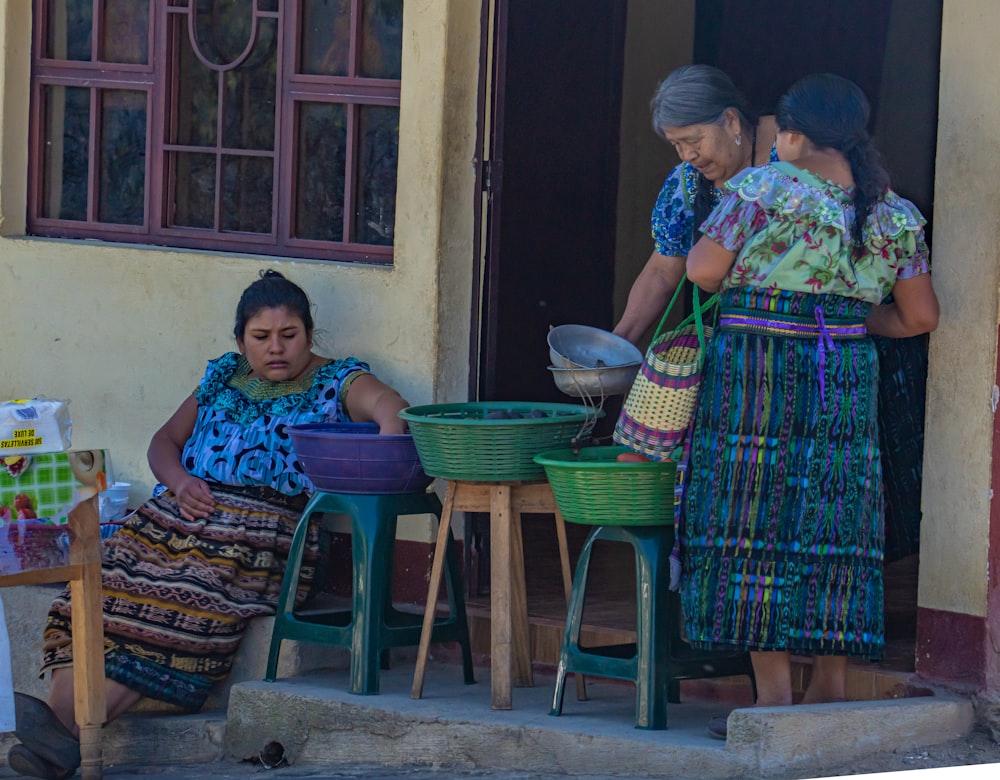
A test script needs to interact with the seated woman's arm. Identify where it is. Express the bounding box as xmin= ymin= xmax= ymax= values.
xmin=345 ymin=373 xmax=410 ymax=434
xmin=613 ymin=251 xmax=686 ymax=345
xmin=866 ymin=274 xmax=939 ymax=337
xmin=148 ymin=394 xmax=216 ymax=520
